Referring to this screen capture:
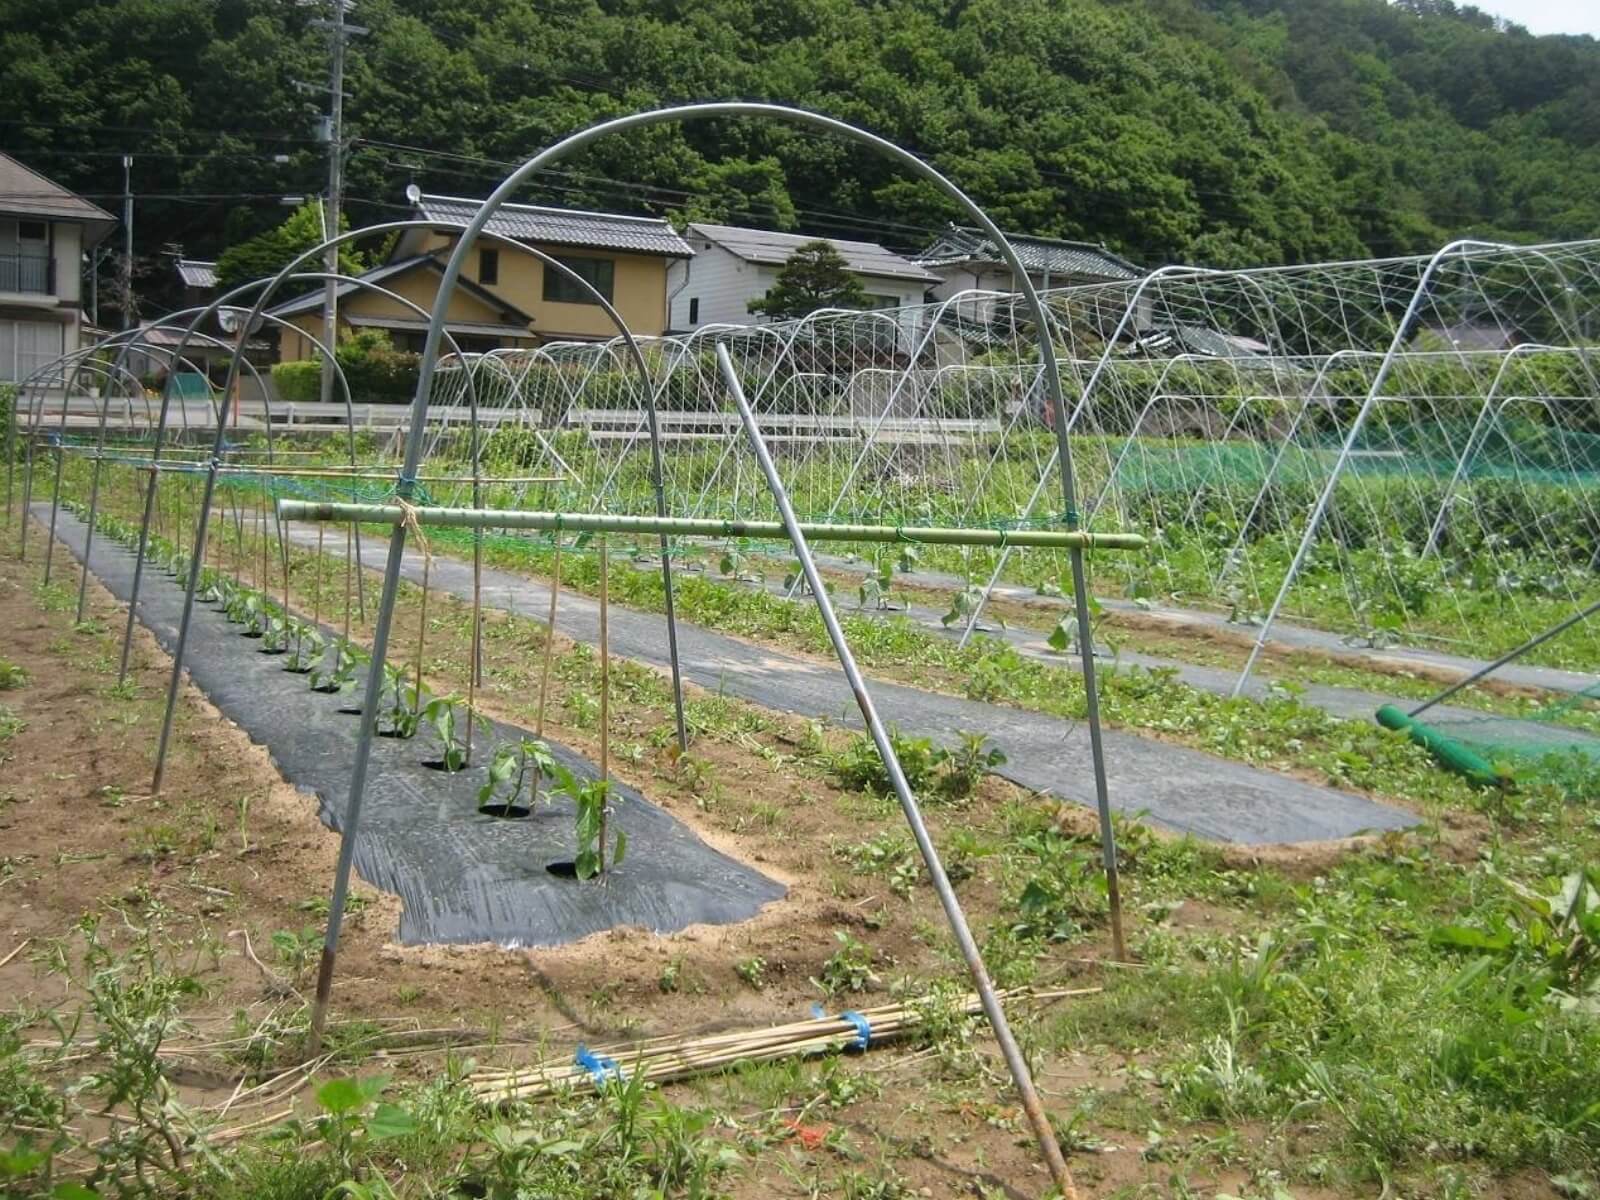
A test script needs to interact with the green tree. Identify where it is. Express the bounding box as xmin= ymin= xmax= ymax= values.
xmin=215 ymin=200 xmax=367 ymax=291
xmin=748 ymin=241 xmax=870 ymax=321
